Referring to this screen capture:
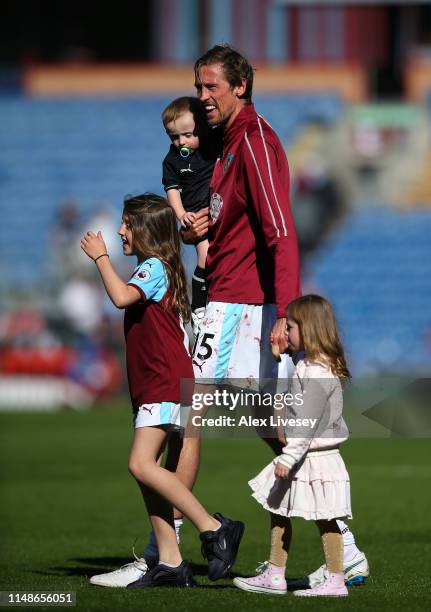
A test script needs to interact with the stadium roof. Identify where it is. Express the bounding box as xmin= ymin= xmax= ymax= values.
xmin=279 ymin=1 xmax=430 ymax=5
